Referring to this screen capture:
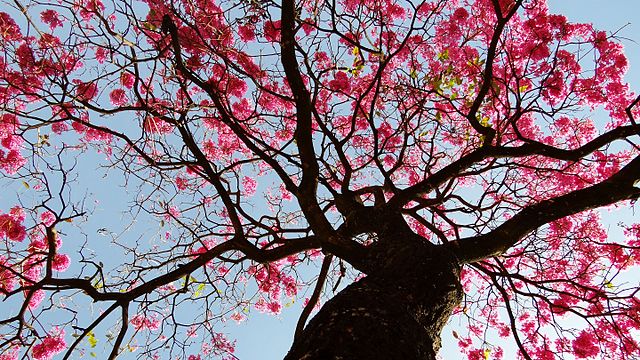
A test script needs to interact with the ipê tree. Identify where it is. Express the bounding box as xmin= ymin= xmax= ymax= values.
xmin=1 ymin=0 xmax=640 ymax=359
